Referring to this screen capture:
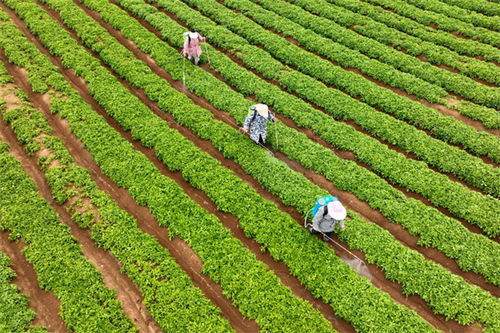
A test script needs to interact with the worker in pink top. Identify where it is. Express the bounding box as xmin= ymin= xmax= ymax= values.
xmin=182 ymin=31 xmax=206 ymax=65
